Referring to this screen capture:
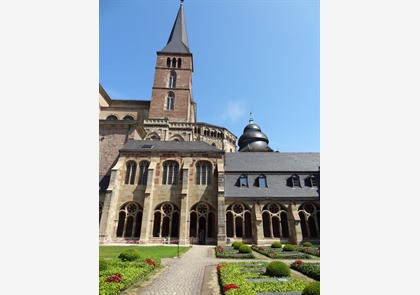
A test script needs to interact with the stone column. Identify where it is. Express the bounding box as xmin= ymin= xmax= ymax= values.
xmin=253 ymin=202 xmax=264 ymax=244
xmin=178 ymin=159 xmax=191 ymax=245
xmin=216 ymin=158 xmax=226 ymax=246
xmin=140 ymin=160 xmax=157 ymax=242
xmin=288 ymin=202 xmax=303 ymax=245
xmin=99 ymin=158 xmax=125 ymax=242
